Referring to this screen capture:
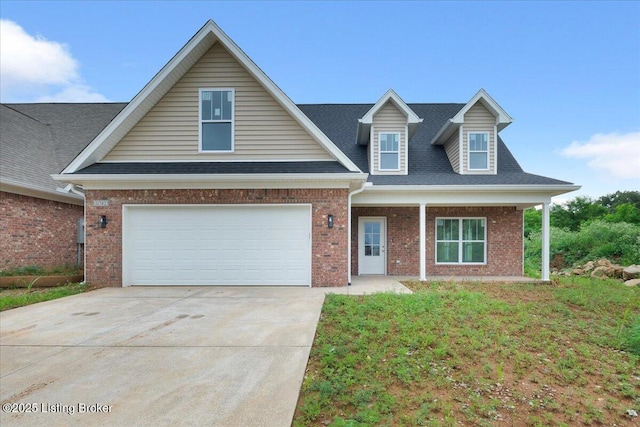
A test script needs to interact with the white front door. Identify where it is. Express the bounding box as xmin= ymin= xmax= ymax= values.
xmin=358 ymin=217 xmax=386 ymax=275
